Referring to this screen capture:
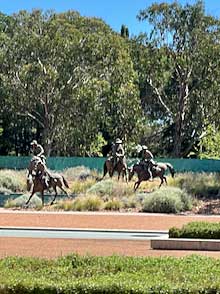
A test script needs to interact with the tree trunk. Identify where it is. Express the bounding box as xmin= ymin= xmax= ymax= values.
xmin=173 ymin=82 xmax=189 ymax=157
